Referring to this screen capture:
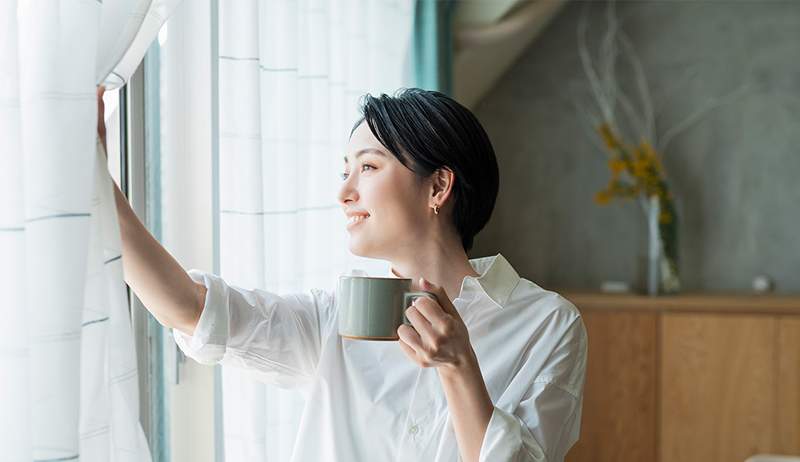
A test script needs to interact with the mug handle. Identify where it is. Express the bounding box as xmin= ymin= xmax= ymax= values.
xmin=402 ymin=291 xmax=437 ymax=326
